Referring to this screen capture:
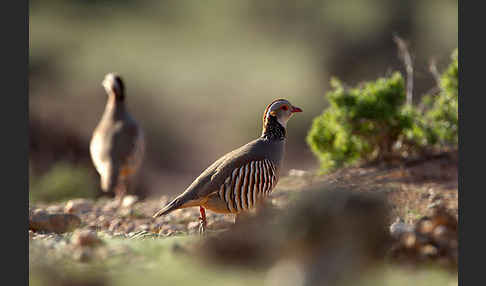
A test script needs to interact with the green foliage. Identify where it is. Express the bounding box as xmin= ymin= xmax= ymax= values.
xmin=29 ymin=162 xmax=97 ymax=203
xmin=307 ymin=50 xmax=458 ymax=171
xmin=422 ymin=50 xmax=458 ymax=146
xmin=307 ymin=72 xmax=415 ymax=170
